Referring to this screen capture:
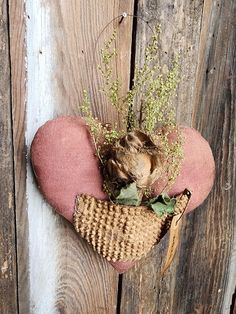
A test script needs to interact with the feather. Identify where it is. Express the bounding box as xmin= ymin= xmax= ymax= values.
xmin=161 ymin=212 xmax=183 ymax=275
xmin=161 ymin=189 xmax=191 ymax=274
